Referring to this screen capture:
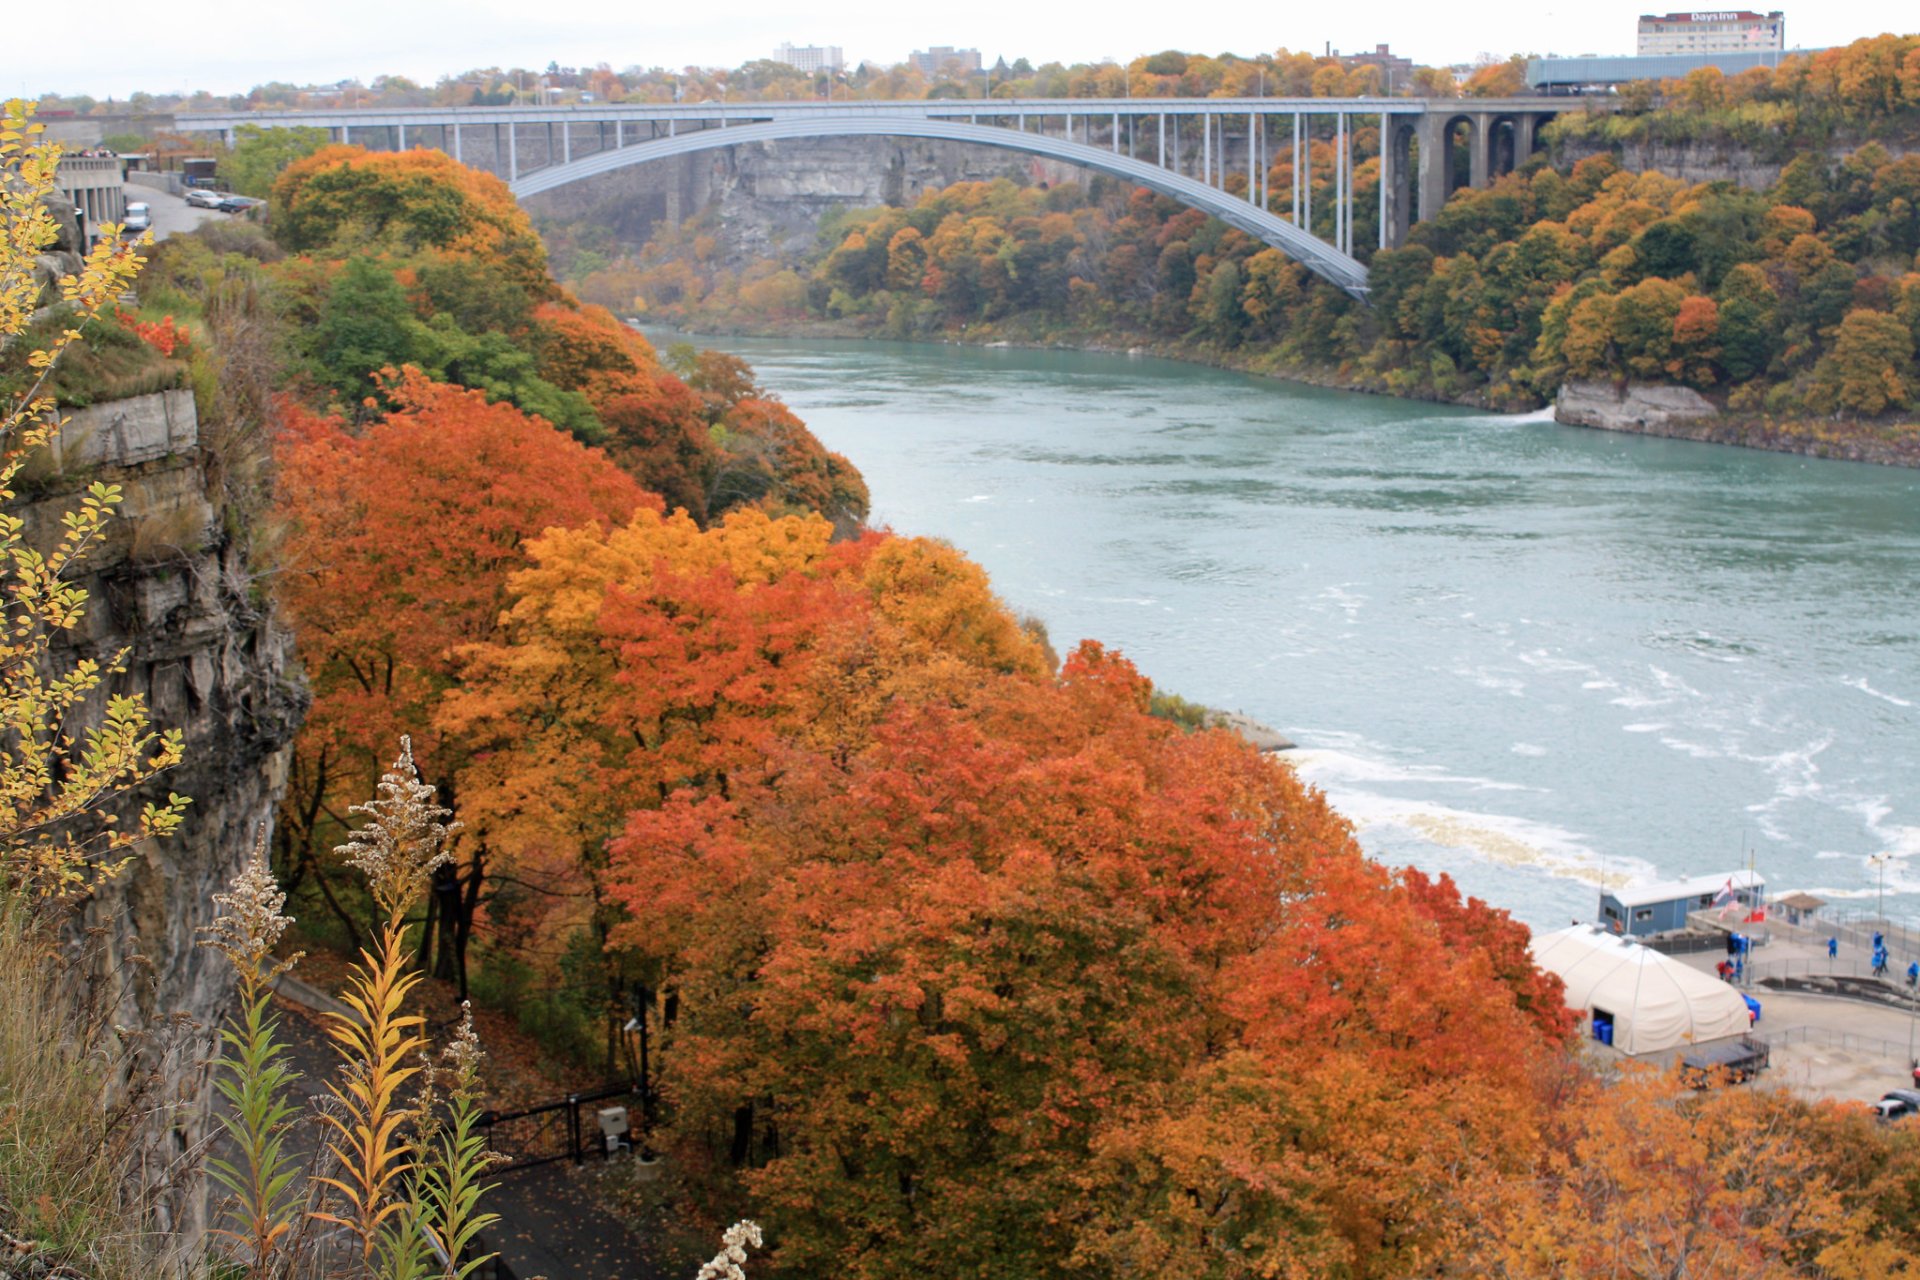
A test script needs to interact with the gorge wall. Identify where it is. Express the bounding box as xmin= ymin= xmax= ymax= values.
xmin=1550 ymin=133 xmax=1919 ymax=190
xmin=523 ymin=135 xmax=1080 ymax=269
xmin=25 ymin=387 xmax=304 ymax=1244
